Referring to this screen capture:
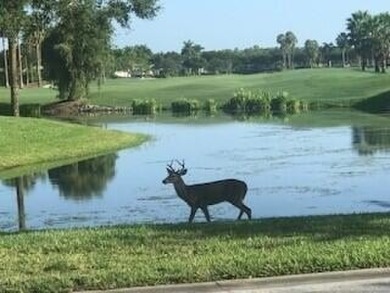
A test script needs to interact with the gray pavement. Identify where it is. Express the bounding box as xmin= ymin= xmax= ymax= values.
xmin=80 ymin=268 xmax=390 ymax=293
